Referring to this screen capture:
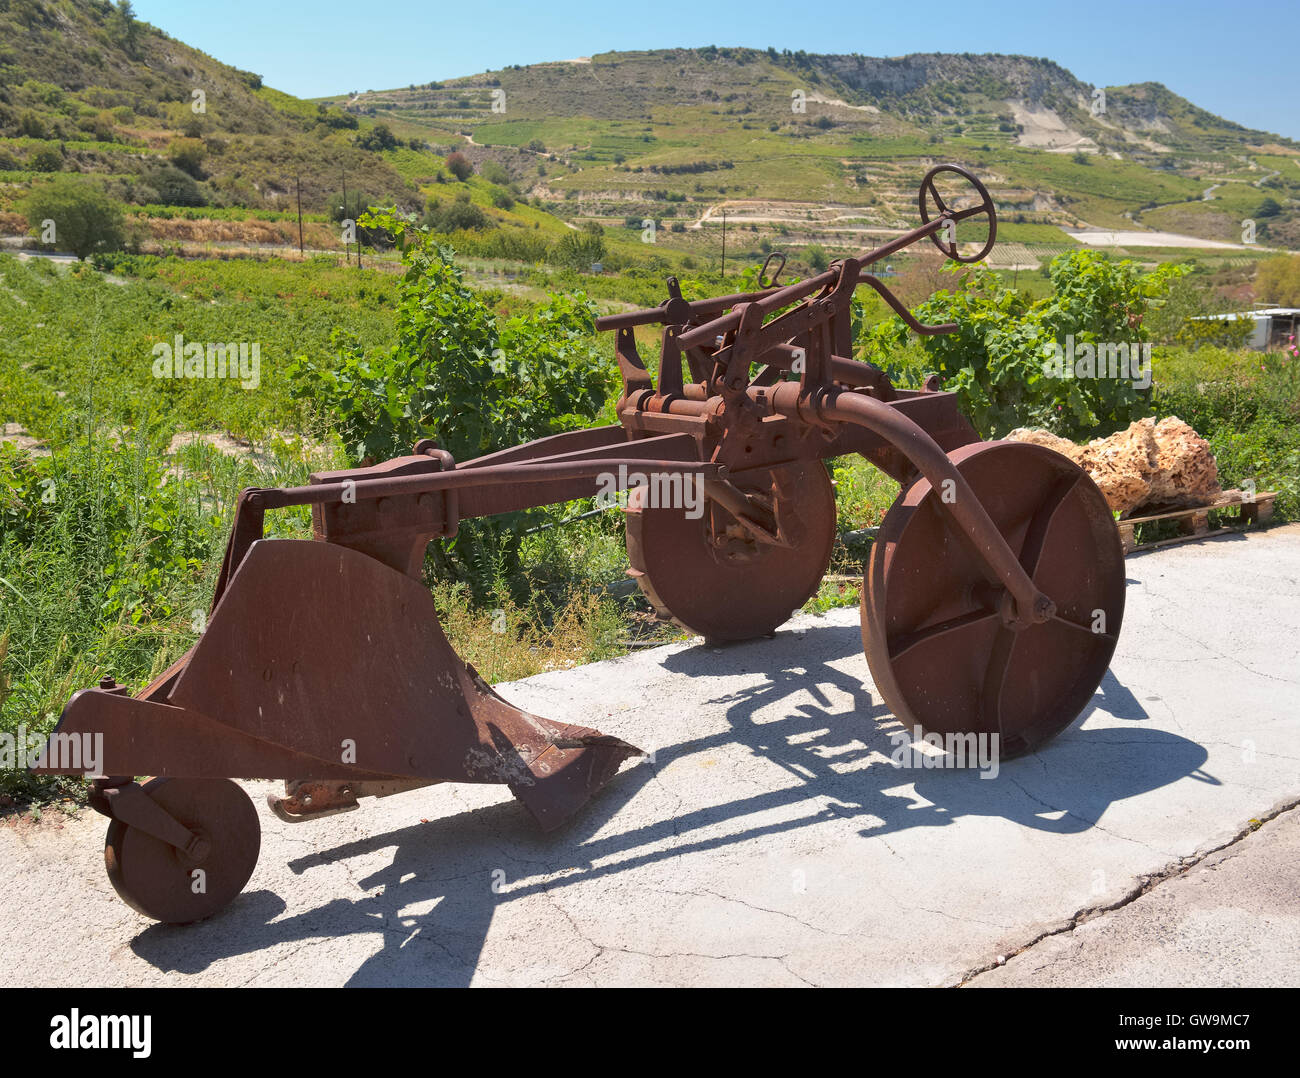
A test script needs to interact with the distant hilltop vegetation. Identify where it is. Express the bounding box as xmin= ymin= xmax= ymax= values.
xmin=325 ymin=46 xmax=1300 ymax=249
xmin=2 ymin=5 xmax=1297 ymax=254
